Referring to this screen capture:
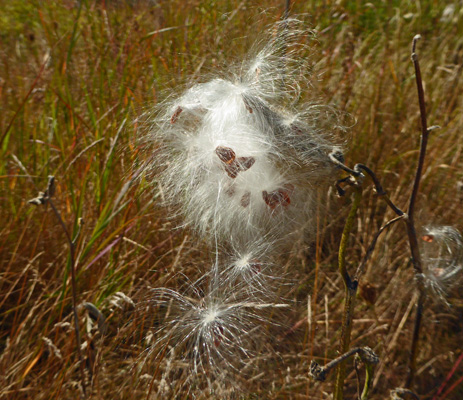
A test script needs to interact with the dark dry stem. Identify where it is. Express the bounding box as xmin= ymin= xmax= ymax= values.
xmin=329 ymin=157 xmax=404 ymax=218
xmin=408 ymin=34 xmax=428 ymax=221
xmin=405 ymin=34 xmax=431 ymax=388
xmin=355 ymin=215 xmax=404 ymax=280
xmin=329 ymin=151 xmax=363 ymax=178
xmin=337 ymin=186 xmax=363 ymax=289
xmin=355 ymin=164 xmax=404 ymax=217
xmin=331 ymin=35 xmax=434 ymax=389
xmin=29 ymin=176 xmax=87 ymax=398
xmin=310 ymin=347 xmax=379 ymax=383
xmin=283 ymin=0 xmax=291 ymax=20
